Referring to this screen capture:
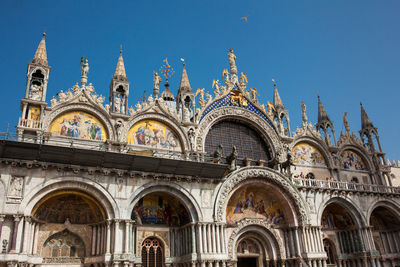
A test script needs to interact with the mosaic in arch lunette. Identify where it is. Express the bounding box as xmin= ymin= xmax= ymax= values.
xmin=292 ymin=142 xmax=327 ymax=166
xmin=341 ymin=150 xmax=367 ymax=171
xmin=126 ymin=120 xmax=181 ymax=151
xmin=131 ymin=192 xmax=190 ymax=227
xmin=49 ymin=111 xmax=107 ymax=141
xmin=226 ymin=184 xmax=285 ymax=225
